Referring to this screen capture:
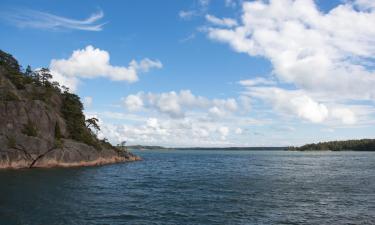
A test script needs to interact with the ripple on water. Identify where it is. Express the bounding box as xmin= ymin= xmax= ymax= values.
xmin=0 ymin=150 xmax=375 ymax=224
